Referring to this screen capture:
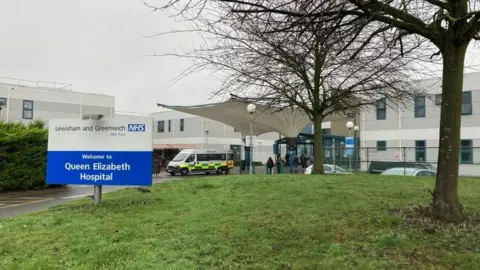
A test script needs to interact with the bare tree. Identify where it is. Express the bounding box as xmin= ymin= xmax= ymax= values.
xmin=150 ymin=0 xmax=425 ymax=174
xmin=156 ymin=0 xmax=480 ymax=223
